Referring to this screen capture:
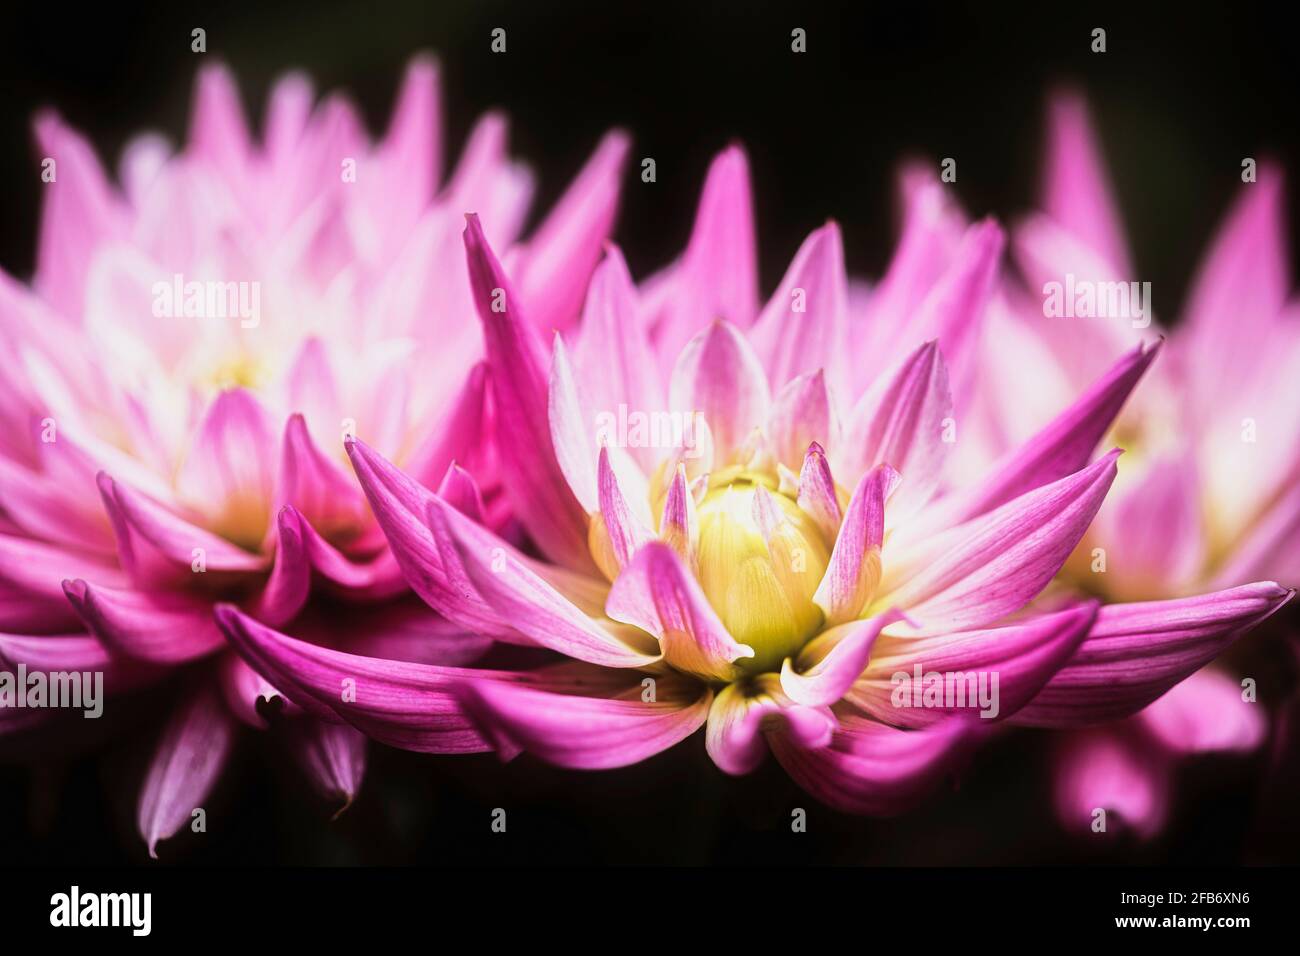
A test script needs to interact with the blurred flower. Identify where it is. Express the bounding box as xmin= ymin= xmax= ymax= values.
xmin=962 ymin=91 xmax=1300 ymax=837
xmin=0 ymin=57 xmax=628 ymax=854
xmin=219 ymin=149 xmax=1290 ymax=814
